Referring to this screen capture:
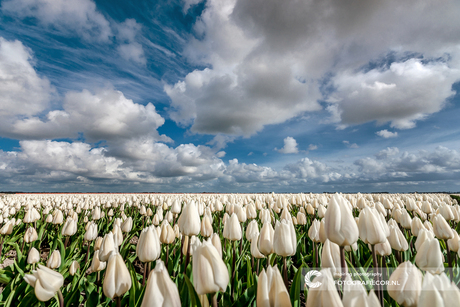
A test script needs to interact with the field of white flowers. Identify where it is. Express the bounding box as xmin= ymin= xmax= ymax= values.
xmin=0 ymin=192 xmax=459 ymax=306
